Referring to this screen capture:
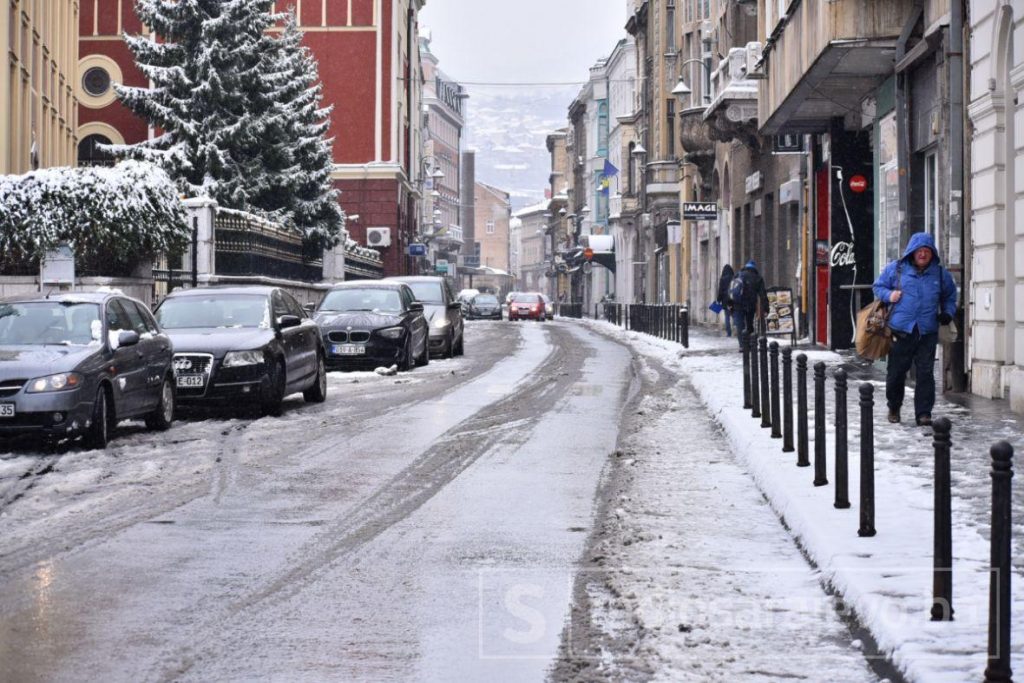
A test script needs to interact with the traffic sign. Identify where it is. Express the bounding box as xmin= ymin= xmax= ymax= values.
xmin=407 ymin=243 xmax=427 ymax=257
xmin=583 ymin=247 xmax=594 ymax=261
xmin=435 ymin=259 xmax=449 ymax=274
